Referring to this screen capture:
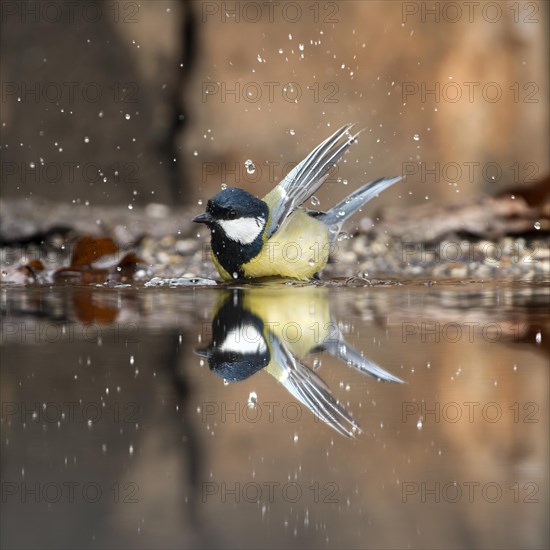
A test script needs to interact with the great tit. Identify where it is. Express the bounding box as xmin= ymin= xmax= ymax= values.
xmin=196 ymin=286 xmax=403 ymax=437
xmin=193 ymin=123 xmax=402 ymax=280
